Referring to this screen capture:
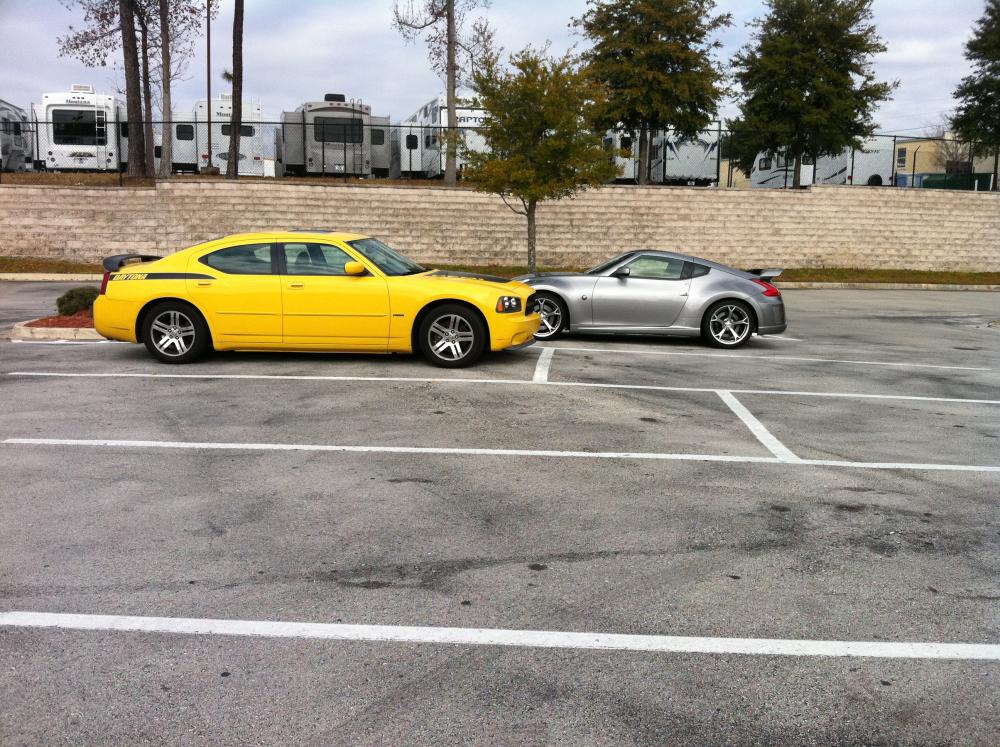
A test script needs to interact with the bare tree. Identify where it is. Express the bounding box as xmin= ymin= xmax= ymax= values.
xmin=135 ymin=5 xmax=156 ymax=174
xmin=393 ymin=0 xmax=492 ymax=186
xmin=118 ymin=0 xmax=147 ymax=176
xmin=226 ymin=0 xmax=244 ymax=180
